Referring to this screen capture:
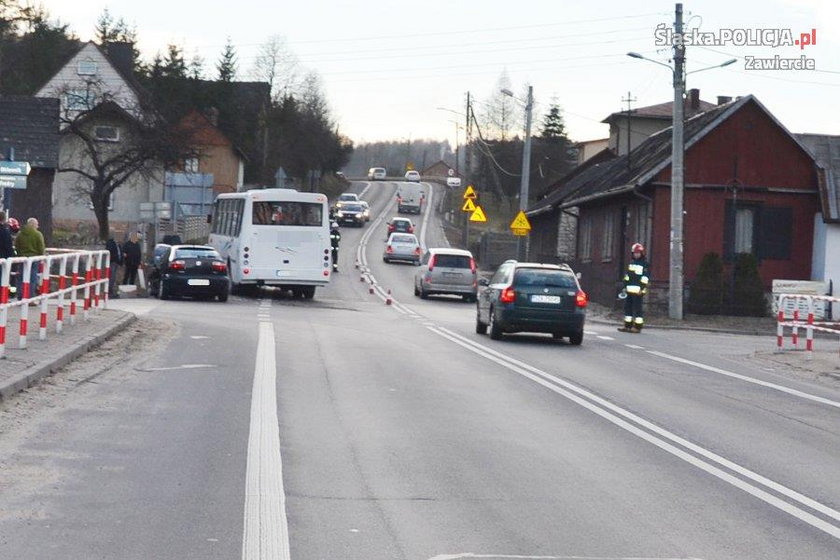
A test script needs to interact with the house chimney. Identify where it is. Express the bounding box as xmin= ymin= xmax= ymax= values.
xmin=205 ymin=107 xmax=219 ymax=127
xmin=717 ymin=95 xmax=732 ymax=105
xmin=106 ymin=41 xmax=134 ymax=77
xmin=687 ymin=88 xmax=700 ymax=111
